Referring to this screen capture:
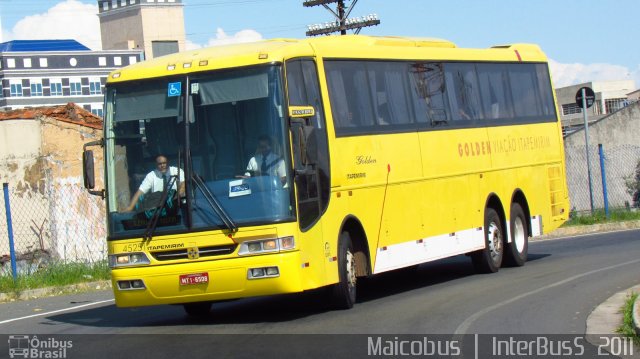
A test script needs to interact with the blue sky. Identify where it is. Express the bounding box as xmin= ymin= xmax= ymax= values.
xmin=0 ymin=0 xmax=638 ymax=88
